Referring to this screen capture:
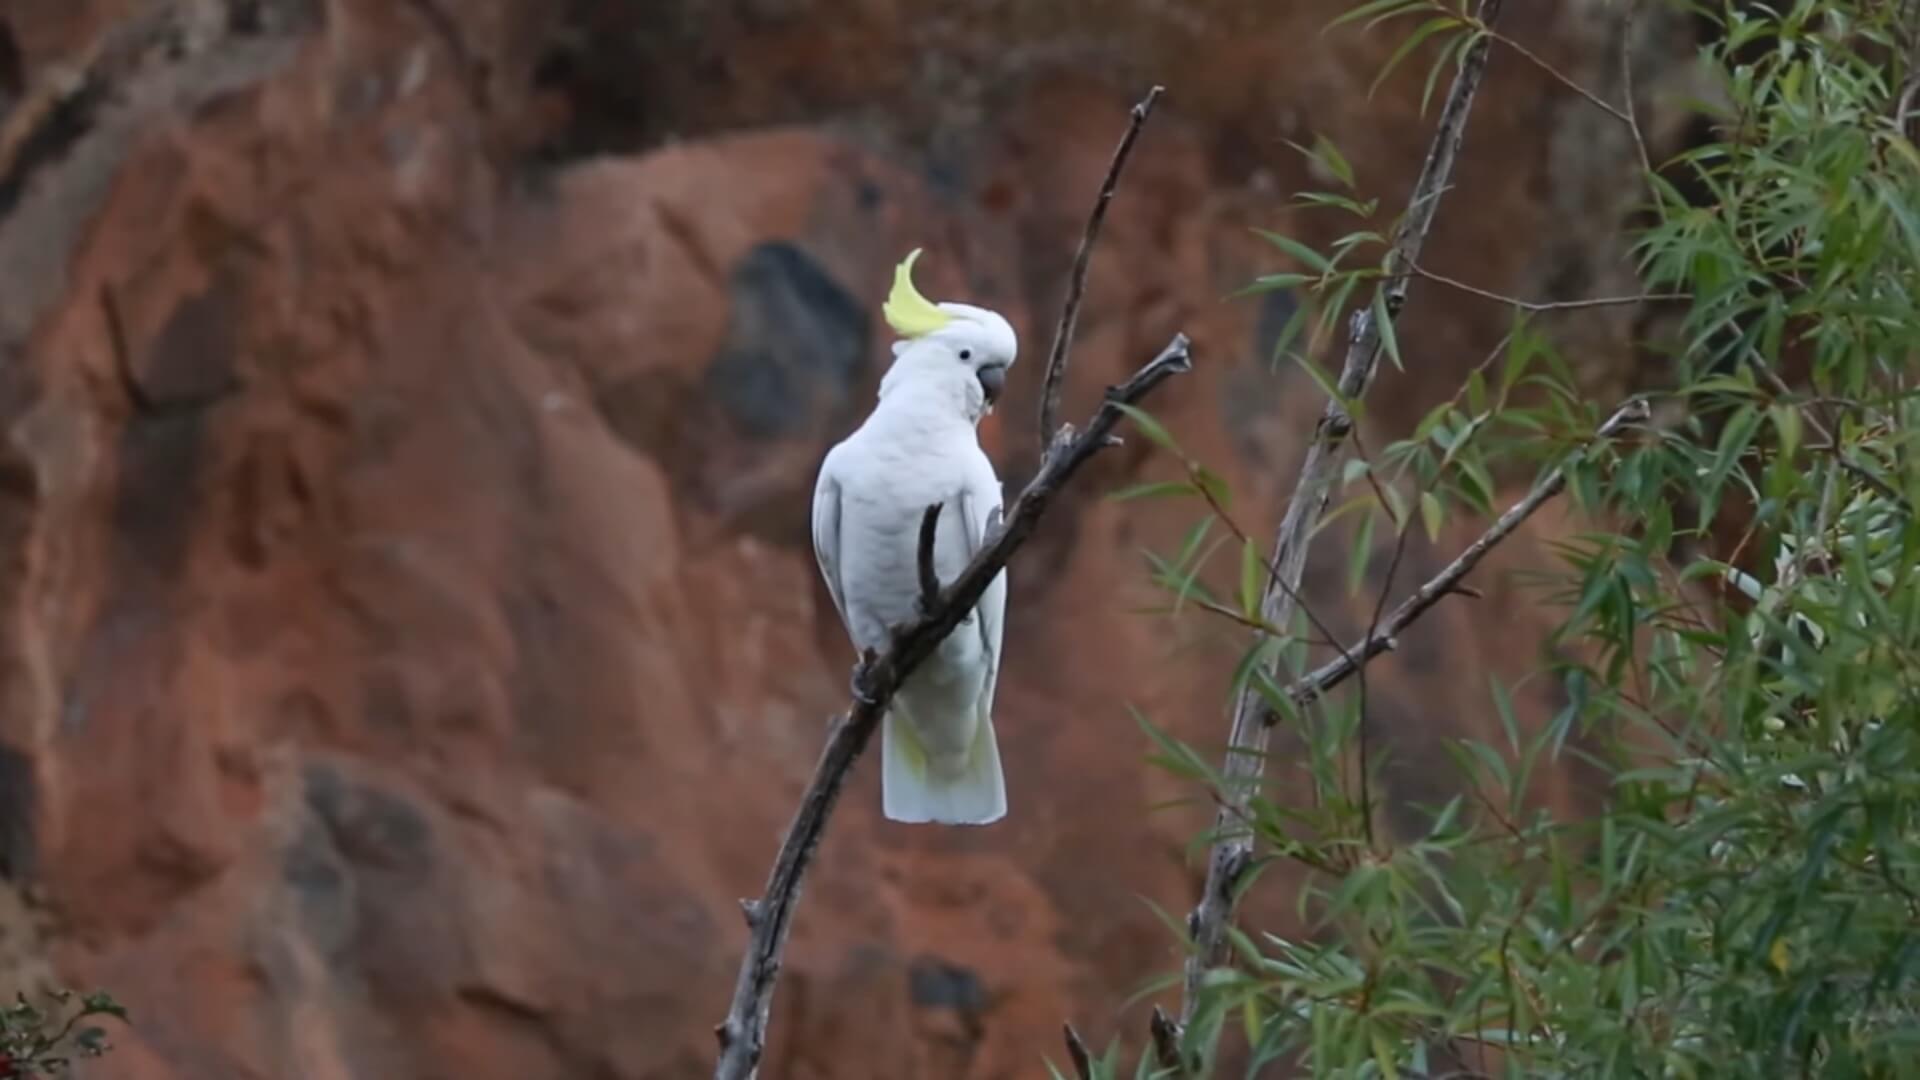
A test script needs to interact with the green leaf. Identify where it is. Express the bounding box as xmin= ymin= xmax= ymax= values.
xmin=1769 ymin=403 xmax=1801 ymax=463
xmin=1371 ymin=1029 xmax=1402 ymax=1080
xmin=1348 ymin=508 xmax=1377 ymax=597
xmin=1371 ymin=15 xmax=1462 ymax=98
xmin=1253 ymin=228 xmax=1335 ymax=274
xmin=1289 ymin=133 xmax=1359 ymax=190
xmin=1326 ymin=0 xmax=1424 ymax=32
xmin=1233 ymin=271 xmax=1317 ymax=298
xmin=1111 ymin=403 xmax=1181 ymax=455
xmin=1240 ymin=539 xmax=1264 ymax=619
xmin=1295 ymin=352 xmax=1350 ymax=411
xmin=1372 ymin=290 xmax=1404 ymax=371
xmin=1489 ymin=674 xmax=1519 ymax=754
xmin=1419 ymin=490 xmax=1444 ymax=541
xmin=1108 ymin=480 xmax=1197 ymax=503
xmin=1422 ymin=31 xmax=1473 ymax=115
xmin=79 ymin=993 xmax=126 ymax=1022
